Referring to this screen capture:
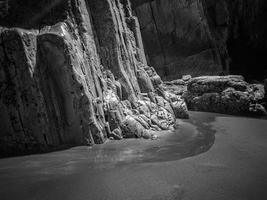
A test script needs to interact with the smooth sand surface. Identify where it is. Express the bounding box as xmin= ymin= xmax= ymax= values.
xmin=0 ymin=112 xmax=267 ymax=200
